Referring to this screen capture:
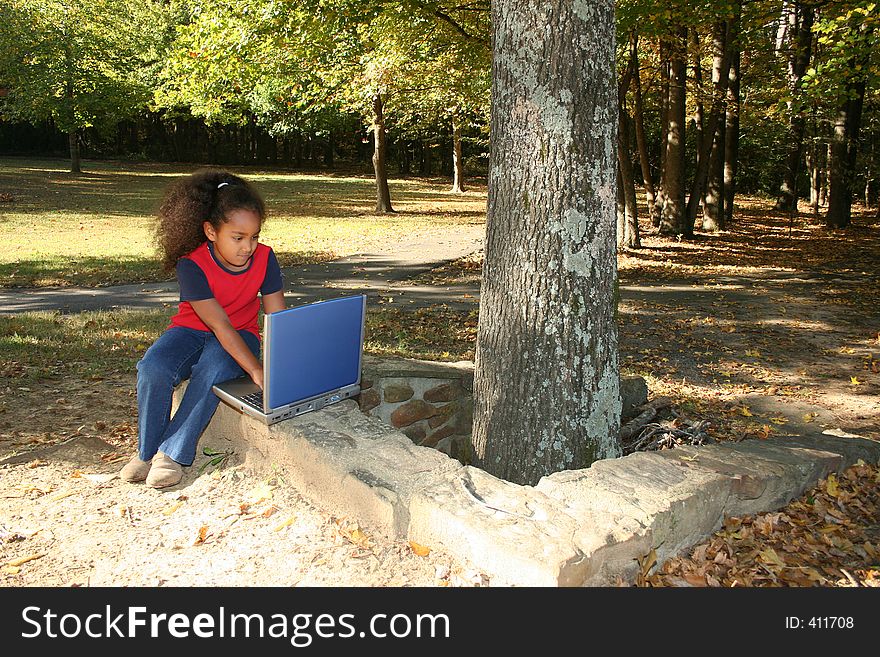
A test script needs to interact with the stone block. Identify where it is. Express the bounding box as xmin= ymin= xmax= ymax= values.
xmin=358 ymin=388 xmax=380 ymax=412
xmin=390 ymin=399 xmax=438 ymax=428
xmin=383 ymin=383 xmax=414 ymax=403
xmin=199 ymin=398 xmax=462 ymax=538
xmin=424 ymin=382 xmax=461 ymax=403
xmin=536 ymin=451 xmax=733 ymax=583
xmin=427 ymin=402 xmax=458 ymax=428
xmin=653 ymin=441 xmax=840 ymax=518
xmin=408 ymin=466 xmax=591 ymax=586
xmin=620 ymin=376 xmax=649 ymax=418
